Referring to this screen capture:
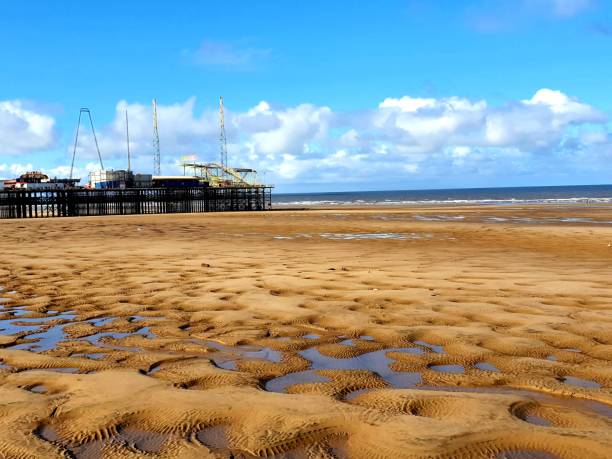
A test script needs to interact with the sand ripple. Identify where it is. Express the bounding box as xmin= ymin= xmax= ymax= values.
xmin=0 ymin=206 xmax=611 ymax=457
